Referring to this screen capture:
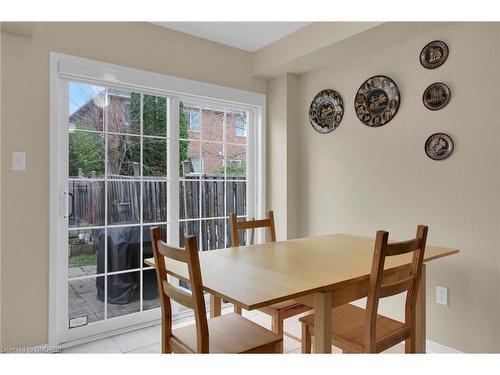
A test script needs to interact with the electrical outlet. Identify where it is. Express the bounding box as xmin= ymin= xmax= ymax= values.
xmin=436 ymin=286 xmax=449 ymax=305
